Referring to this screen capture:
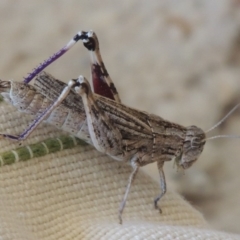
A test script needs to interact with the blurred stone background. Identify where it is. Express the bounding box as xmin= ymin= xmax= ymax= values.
xmin=0 ymin=0 xmax=240 ymax=234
